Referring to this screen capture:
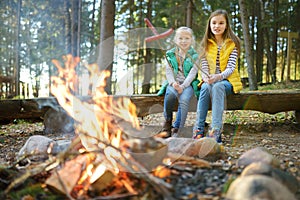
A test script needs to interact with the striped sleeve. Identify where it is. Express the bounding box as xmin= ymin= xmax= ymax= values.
xmin=201 ymin=58 xmax=209 ymax=79
xmin=221 ymin=47 xmax=238 ymax=79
